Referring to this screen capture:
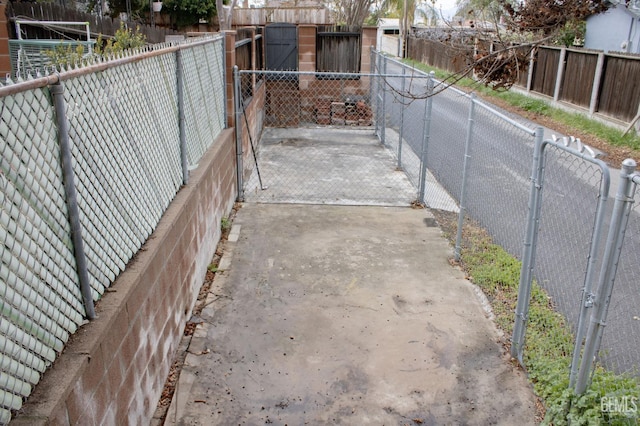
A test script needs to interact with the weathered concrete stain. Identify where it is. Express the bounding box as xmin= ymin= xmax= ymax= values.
xmin=166 ymin=204 xmax=537 ymax=425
